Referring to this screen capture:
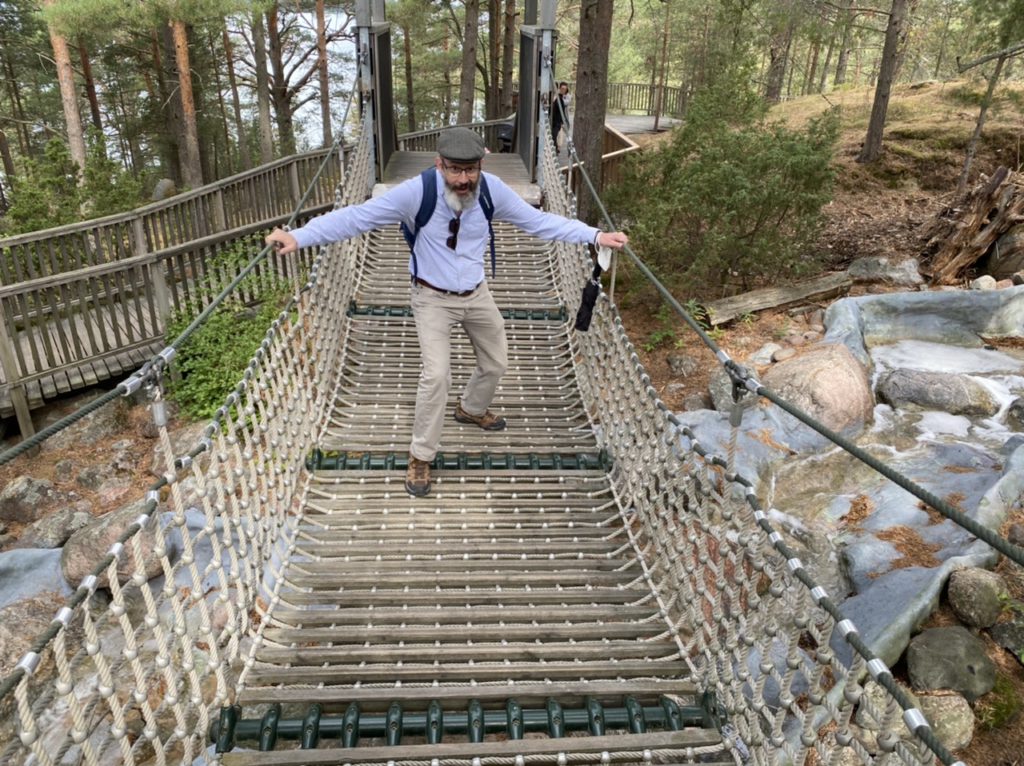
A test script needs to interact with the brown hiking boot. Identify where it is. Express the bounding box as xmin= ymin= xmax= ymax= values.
xmin=405 ymin=456 xmax=432 ymax=497
xmin=454 ymin=402 xmax=507 ymax=431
